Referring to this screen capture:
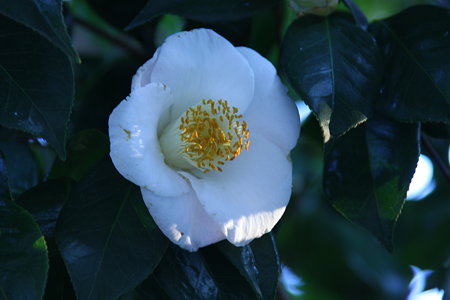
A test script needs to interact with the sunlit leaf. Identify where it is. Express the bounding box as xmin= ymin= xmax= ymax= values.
xmin=281 ymin=13 xmax=382 ymax=141
xmin=324 ymin=114 xmax=420 ymax=250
